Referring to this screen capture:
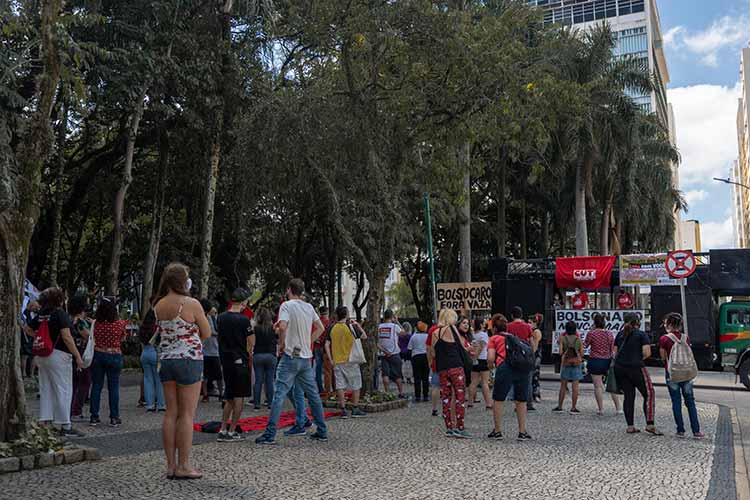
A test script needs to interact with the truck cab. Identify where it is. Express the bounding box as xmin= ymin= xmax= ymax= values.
xmin=719 ymin=301 xmax=750 ymax=387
